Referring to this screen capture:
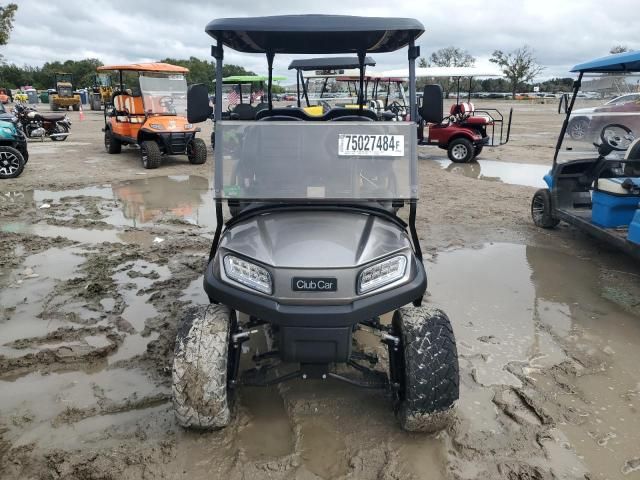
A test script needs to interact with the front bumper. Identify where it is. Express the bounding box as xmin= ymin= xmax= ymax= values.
xmin=203 ymin=255 xmax=427 ymax=328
